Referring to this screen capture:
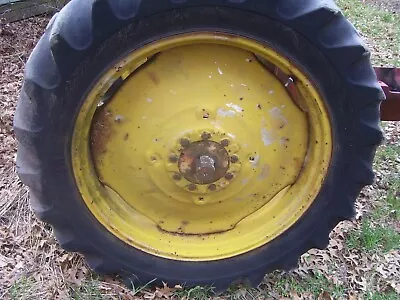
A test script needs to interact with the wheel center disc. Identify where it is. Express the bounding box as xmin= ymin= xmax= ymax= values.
xmin=178 ymin=140 xmax=229 ymax=185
